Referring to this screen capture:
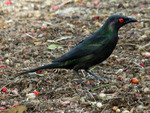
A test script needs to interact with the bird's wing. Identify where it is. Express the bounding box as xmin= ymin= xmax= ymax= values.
xmin=52 ymin=34 xmax=110 ymax=63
